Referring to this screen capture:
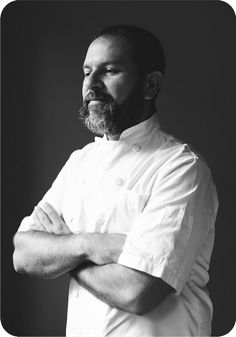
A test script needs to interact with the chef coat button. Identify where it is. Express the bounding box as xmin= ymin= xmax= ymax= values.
xmin=132 ymin=144 xmax=141 ymax=152
xmin=116 ymin=177 xmax=124 ymax=186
